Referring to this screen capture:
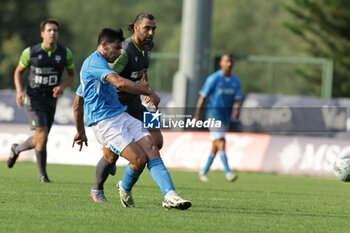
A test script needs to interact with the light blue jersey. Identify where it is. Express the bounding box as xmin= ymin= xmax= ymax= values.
xmin=200 ymin=70 xmax=242 ymax=125
xmin=78 ymin=51 xmax=127 ymax=126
